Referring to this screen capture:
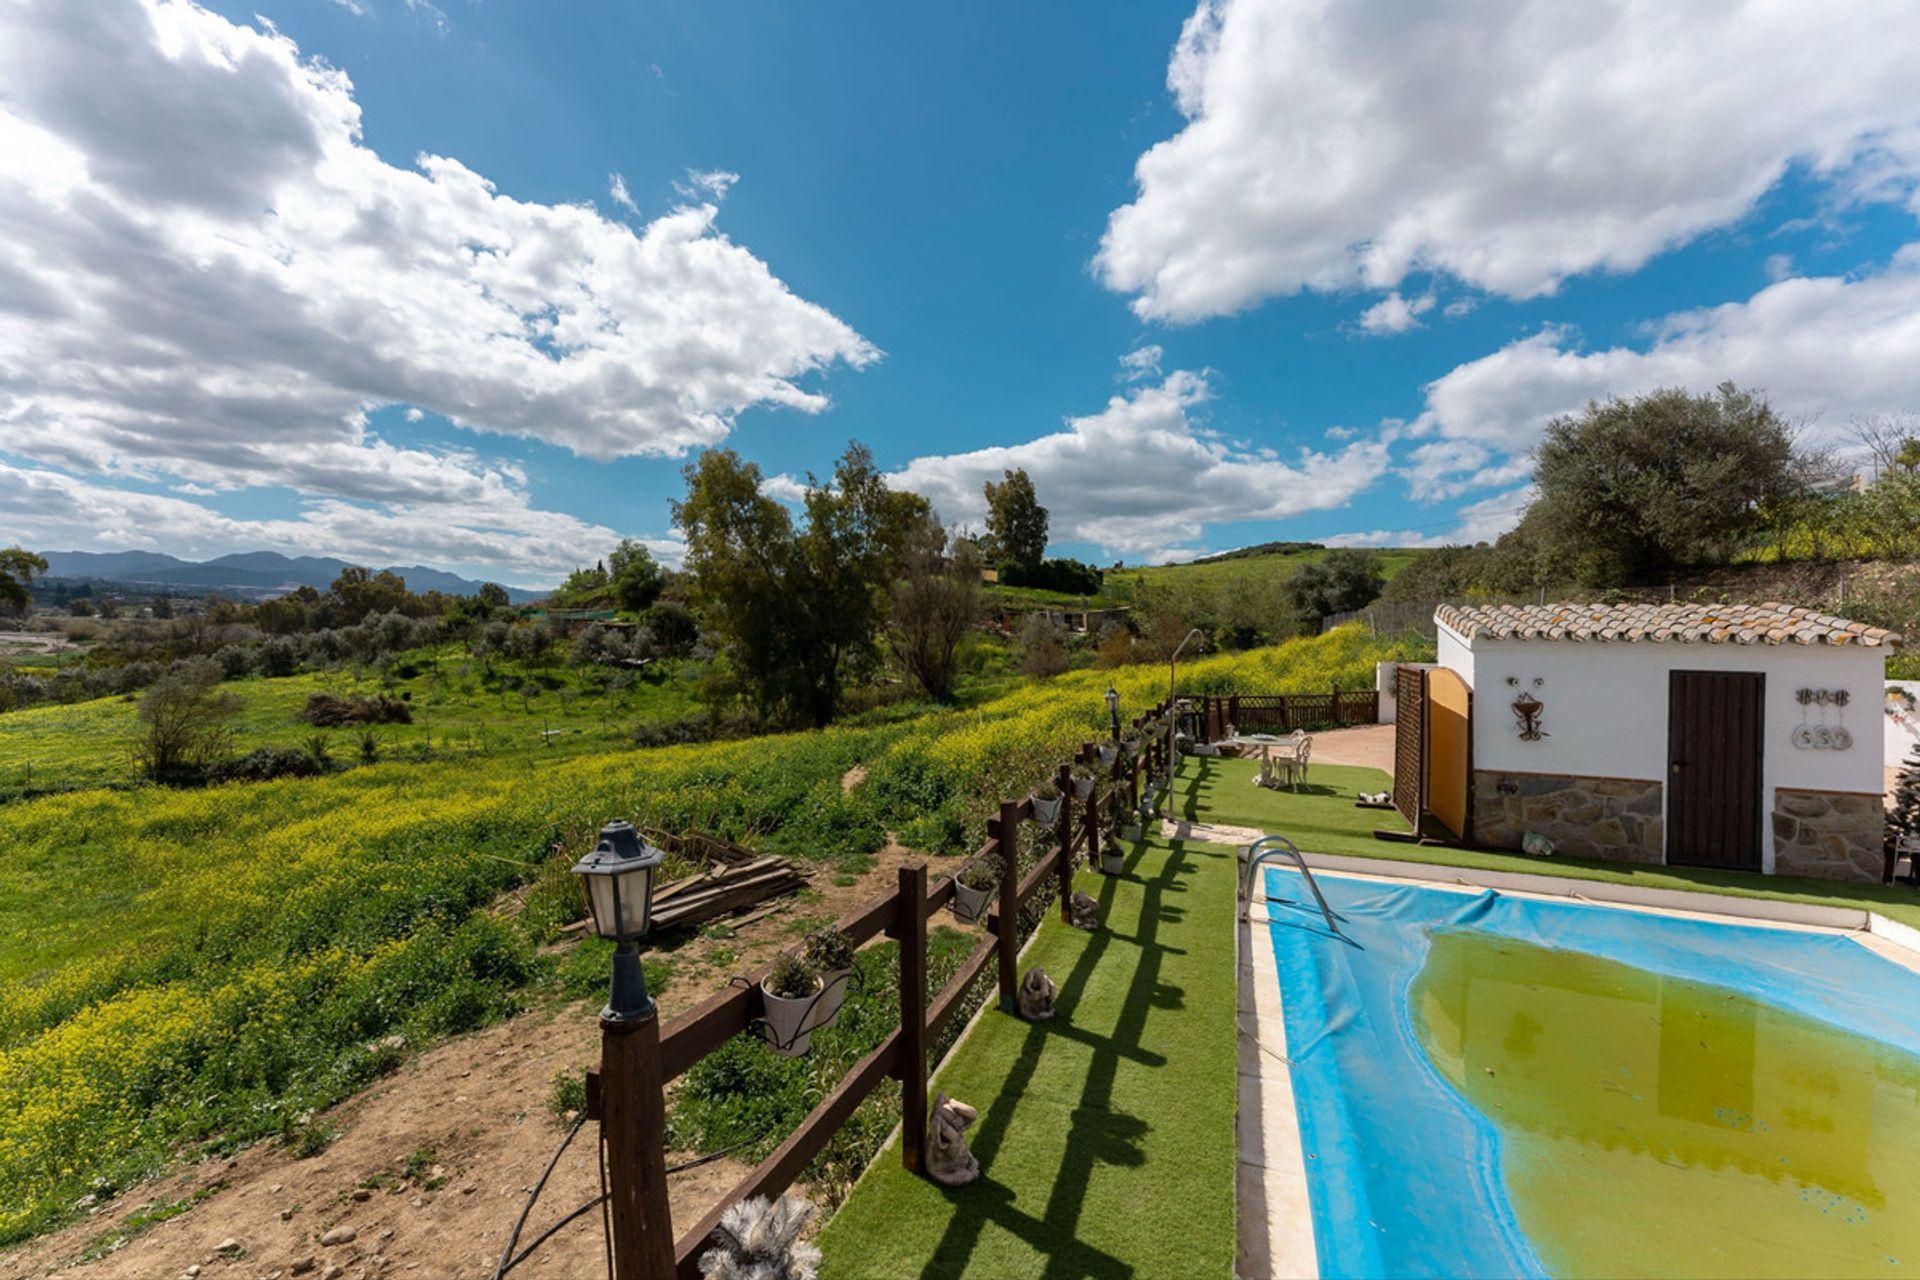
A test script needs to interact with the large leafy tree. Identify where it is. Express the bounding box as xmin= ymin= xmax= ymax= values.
xmin=1524 ymin=383 xmax=1813 ymax=585
xmin=608 ymin=538 xmax=665 ymax=611
xmin=1282 ymin=549 xmax=1384 ymax=630
xmin=0 ymin=547 xmax=49 ymax=613
xmin=891 ymin=524 xmax=980 ymax=701
xmin=675 ymin=442 xmax=929 ymax=726
xmin=982 ymin=468 xmax=1048 ymax=568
